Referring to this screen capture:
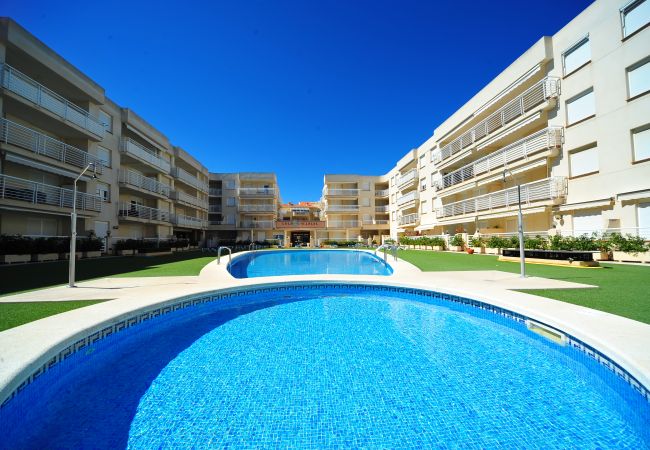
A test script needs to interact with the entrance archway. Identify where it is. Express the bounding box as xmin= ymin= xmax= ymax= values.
xmin=290 ymin=231 xmax=310 ymax=247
